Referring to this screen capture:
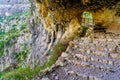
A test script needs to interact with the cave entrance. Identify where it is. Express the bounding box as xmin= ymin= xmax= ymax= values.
xmin=80 ymin=11 xmax=94 ymax=37
xmin=82 ymin=11 xmax=94 ymax=27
